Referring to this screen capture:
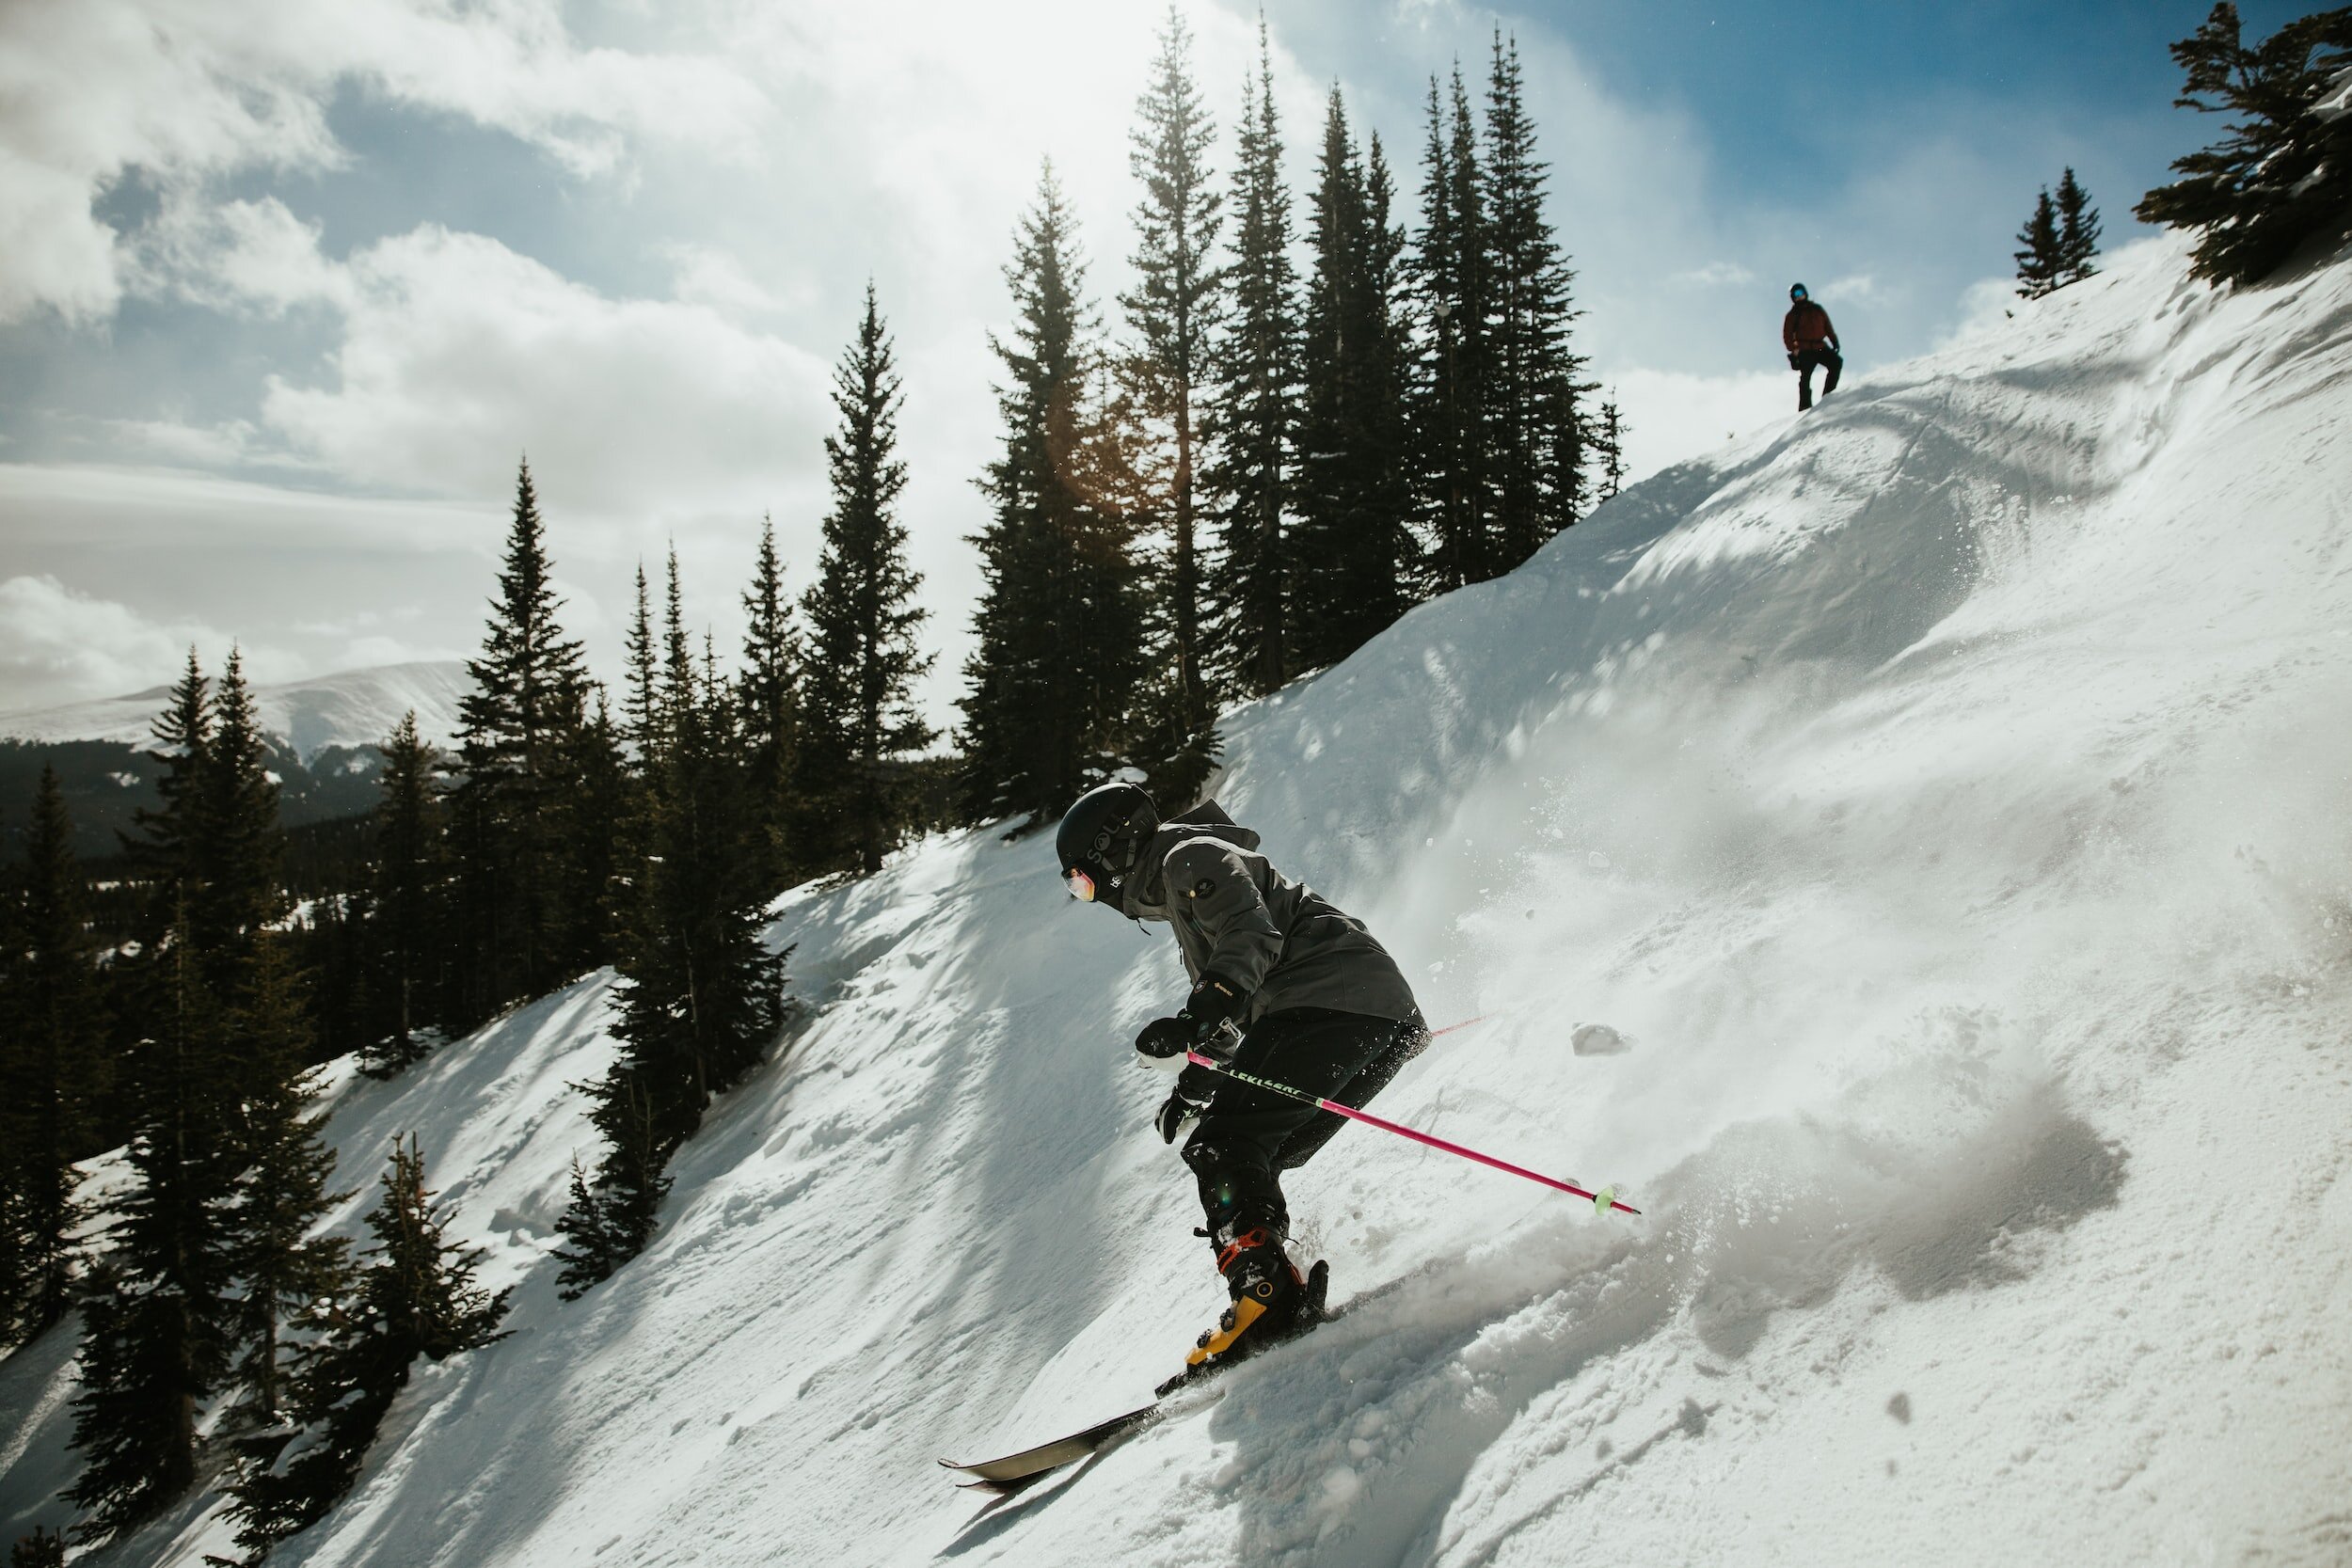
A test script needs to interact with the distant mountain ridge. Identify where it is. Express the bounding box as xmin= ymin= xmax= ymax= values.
xmin=0 ymin=659 xmax=468 ymax=763
xmin=0 ymin=660 xmax=470 ymax=860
